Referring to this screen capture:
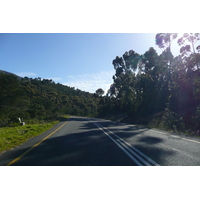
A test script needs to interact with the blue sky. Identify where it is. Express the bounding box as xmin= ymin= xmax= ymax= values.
xmin=0 ymin=1 xmax=198 ymax=94
xmin=0 ymin=33 xmax=184 ymax=93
